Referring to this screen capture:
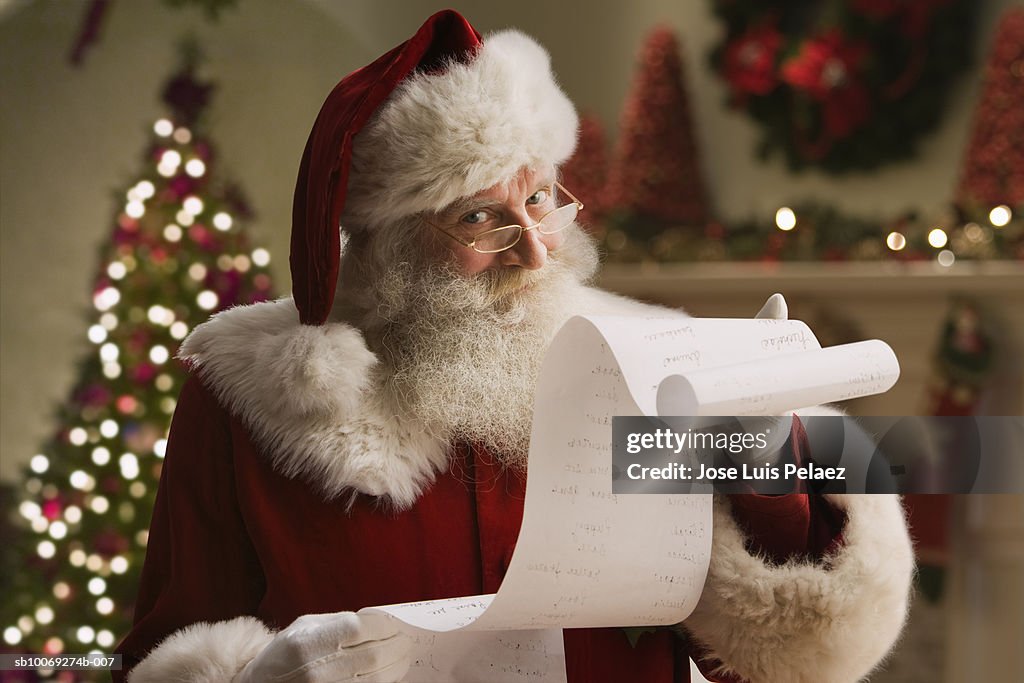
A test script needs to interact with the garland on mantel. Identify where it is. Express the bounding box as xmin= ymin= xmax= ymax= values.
xmin=594 ymin=201 xmax=1023 ymax=265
